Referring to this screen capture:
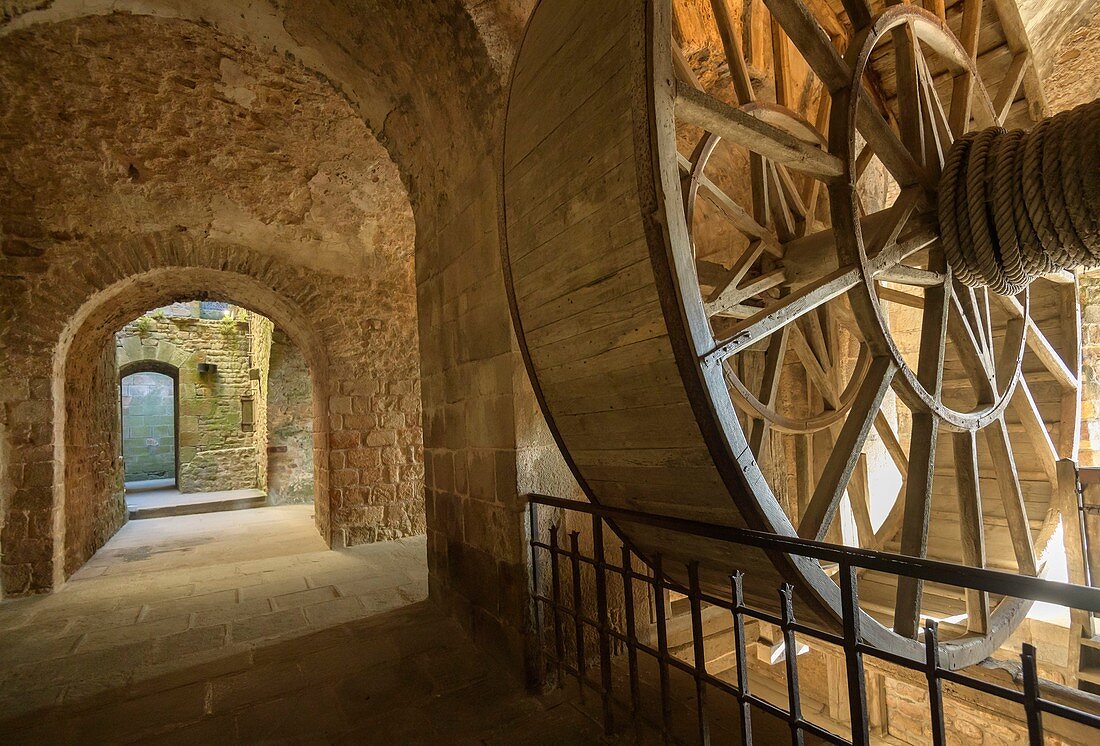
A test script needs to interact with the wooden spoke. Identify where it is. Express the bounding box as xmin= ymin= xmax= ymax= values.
xmin=789 ymin=323 xmax=841 ymax=408
xmin=948 ymin=0 xmax=983 ymax=138
xmin=799 ymin=356 xmax=896 ymax=540
xmin=914 ymin=45 xmax=951 ymax=173
xmin=841 ymin=0 xmax=873 ymax=31
xmin=894 ymin=408 xmax=942 ymax=639
xmin=1011 ymin=376 xmax=1059 ymax=486
xmin=771 ymin=15 xmax=792 ymax=108
xmin=672 ymin=39 xmax=703 ymax=90
xmin=857 ymin=95 xmax=931 ymax=190
xmin=874 ymin=412 xmax=909 ymax=474
xmin=708 ymin=267 xmax=787 ymax=317
xmin=894 ymin=245 xmax=950 ymax=639
xmin=847 ymin=455 xmax=877 ymax=548
xmin=749 ymin=327 xmax=791 ymax=455
xmin=951 ymin=430 xmax=990 ymax=633
xmin=994 ymin=294 xmax=1079 ymax=391
xmin=994 ymin=52 xmax=1029 ymax=125
xmin=705 ymin=264 xmax=861 ymax=364
xmin=762 ymin=0 xmax=848 ymax=91
xmin=947 ymin=290 xmax=995 ymax=404
xmin=876 ymin=264 xmax=945 ymax=287
xmin=891 ymin=21 xmax=926 ymax=168
xmin=706 ymin=240 xmax=767 ymax=306
xmin=677 ymin=155 xmax=783 ymax=257
xmin=767 ymin=162 xmax=798 ymax=239
xmin=984 ymin=417 xmax=1038 ymax=575
xmin=675 ymin=83 xmax=844 ymax=179
xmin=709 ymin=0 xmax=755 ymax=105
